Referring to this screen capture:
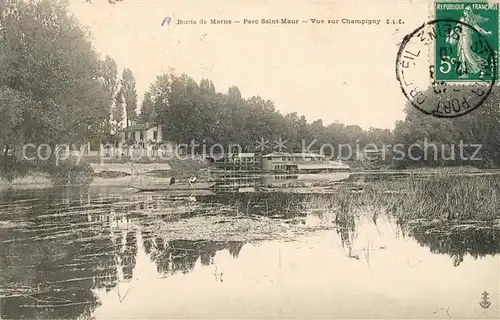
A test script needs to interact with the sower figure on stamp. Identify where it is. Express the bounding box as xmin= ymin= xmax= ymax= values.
xmin=446 ymin=6 xmax=493 ymax=78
